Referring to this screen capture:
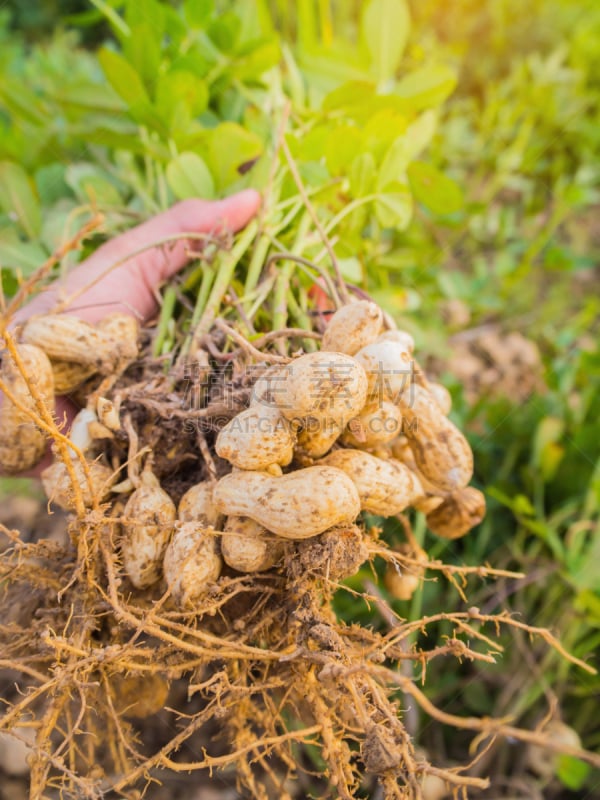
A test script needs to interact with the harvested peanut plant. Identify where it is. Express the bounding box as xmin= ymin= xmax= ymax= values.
xmin=0 ymin=194 xmax=598 ymax=800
